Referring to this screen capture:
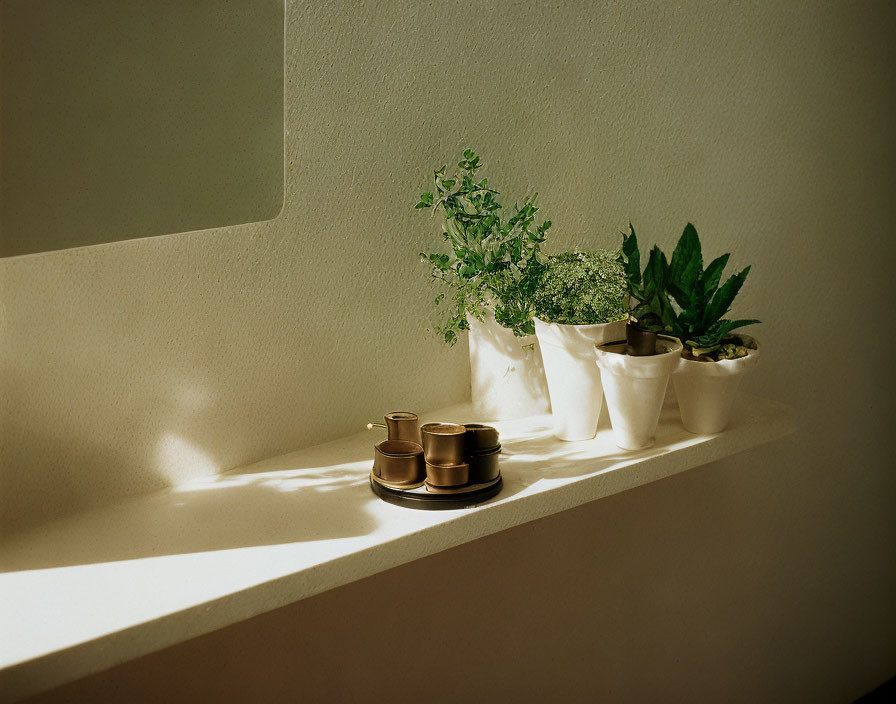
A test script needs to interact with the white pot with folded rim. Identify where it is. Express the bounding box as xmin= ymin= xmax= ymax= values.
xmin=466 ymin=309 xmax=550 ymax=421
xmin=534 ymin=317 xmax=626 ymax=441
xmin=594 ymin=335 xmax=683 ymax=450
xmin=673 ymin=335 xmax=760 ymax=434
